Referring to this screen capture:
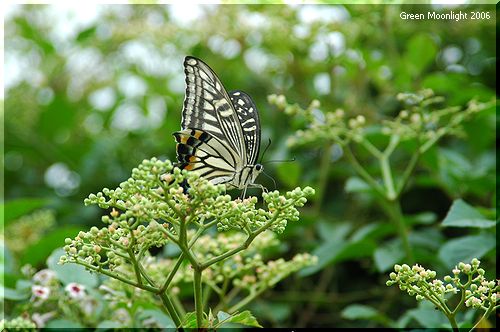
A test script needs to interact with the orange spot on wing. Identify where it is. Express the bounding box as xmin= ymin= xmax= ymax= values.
xmin=180 ymin=136 xmax=188 ymax=144
xmin=185 ymin=164 xmax=194 ymax=170
xmin=189 ymin=156 xmax=197 ymax=162
xmin=193 ymin=130 xmax=202 ymax=139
